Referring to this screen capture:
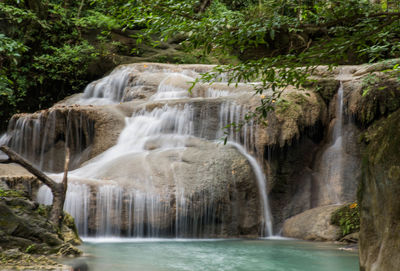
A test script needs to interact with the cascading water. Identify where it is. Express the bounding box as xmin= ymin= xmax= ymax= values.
xmin=217 ymin=102 xmax=272 ymax=236
xmin=313 ymin=81 xmax=346 ymax=206
xmin=0 ymin=109 xmax=94 ymax=172
xmin=10 ymin=63 xmax=273 ymax=238
xmin=80 ymin=65 xmax=133 ymax=105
